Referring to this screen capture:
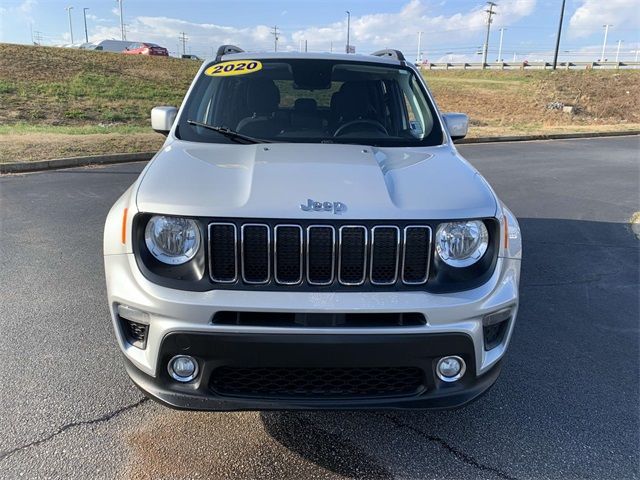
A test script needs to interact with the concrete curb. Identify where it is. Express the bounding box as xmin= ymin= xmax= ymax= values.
xmin=0 ymin=151 xmax=155 ymax=174
xmin=2 ymin=131 xmax=639 ymax=174
xmin=457 ymin=130 xmax=640 ymax=144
